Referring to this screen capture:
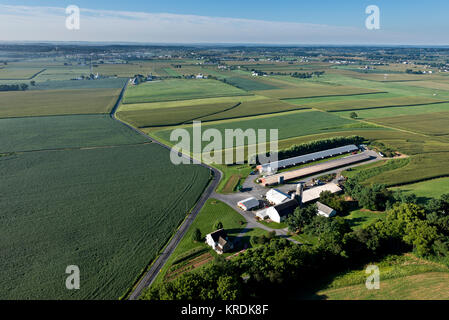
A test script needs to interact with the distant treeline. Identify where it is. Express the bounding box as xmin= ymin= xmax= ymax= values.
xmin=291 ymin=71 xmax=325 ymax=79
xmin=251 ymin=135 xmax=365 ymax=164
xmin=0 ymin=83 xmax=29 ymax=91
